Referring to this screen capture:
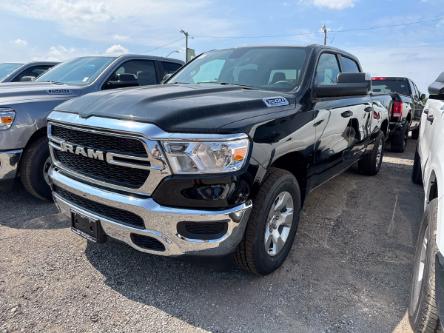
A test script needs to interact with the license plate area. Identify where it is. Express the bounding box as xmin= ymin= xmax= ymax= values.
xmin=71 ymin=211 xmax=106 ymax=243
